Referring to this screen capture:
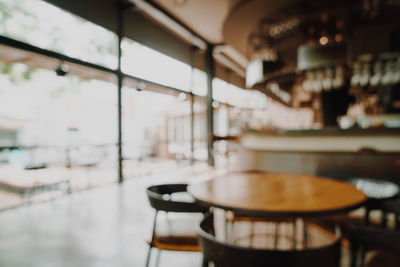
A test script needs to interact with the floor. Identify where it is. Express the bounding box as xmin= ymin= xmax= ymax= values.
xmin=0 ymin=164 xmax=220 ymax=267
xmin=0 ymin=163 xmax=353 ymax=267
